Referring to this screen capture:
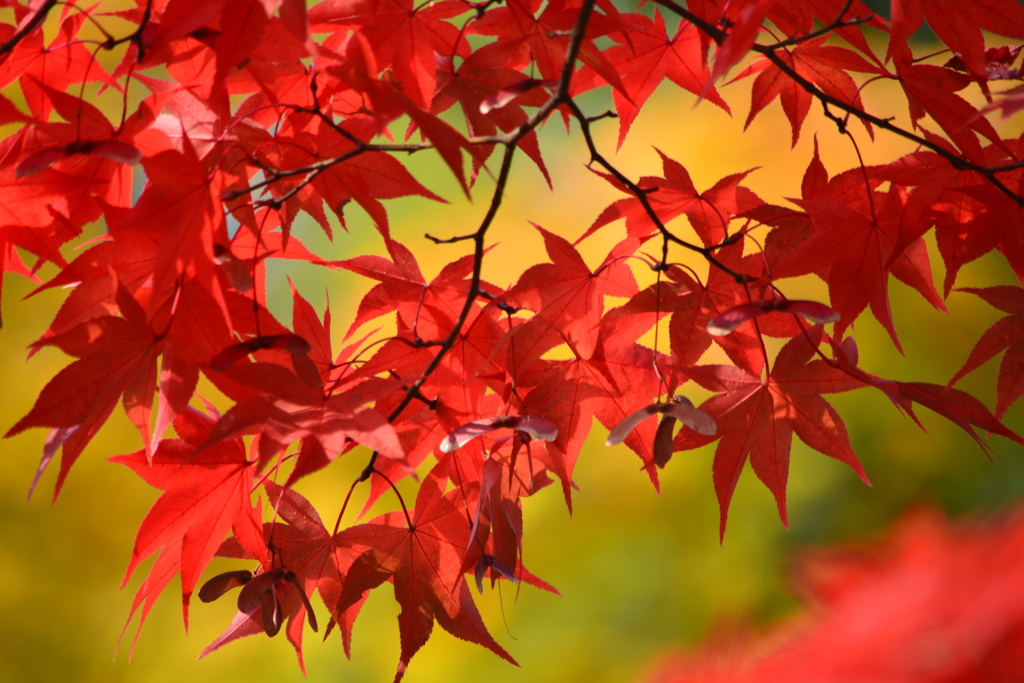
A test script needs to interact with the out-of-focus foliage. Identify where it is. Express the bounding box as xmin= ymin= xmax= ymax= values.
xmin=644 ymin=504 xmax=1024 ymax=683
